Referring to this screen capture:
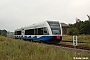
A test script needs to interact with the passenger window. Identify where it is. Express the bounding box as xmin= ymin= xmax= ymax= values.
xmin=43 ymin=27 xmax=49 ymax=35
xmin=44 ymin=30 xmax=47 ymax=33
xmin=38 ymin=28 xmax=43 ymax=35
xmin=25 ymin=29 xmax=34 ymax=35
xmin=15 ymin=31 xmax=21 ymax=35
